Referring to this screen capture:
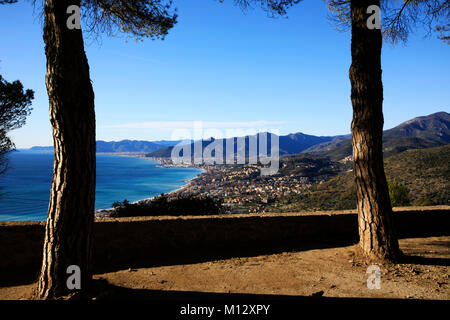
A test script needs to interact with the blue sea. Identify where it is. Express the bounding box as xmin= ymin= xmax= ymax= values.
xmin=0 ymin=151 xmax=203 ymax=221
